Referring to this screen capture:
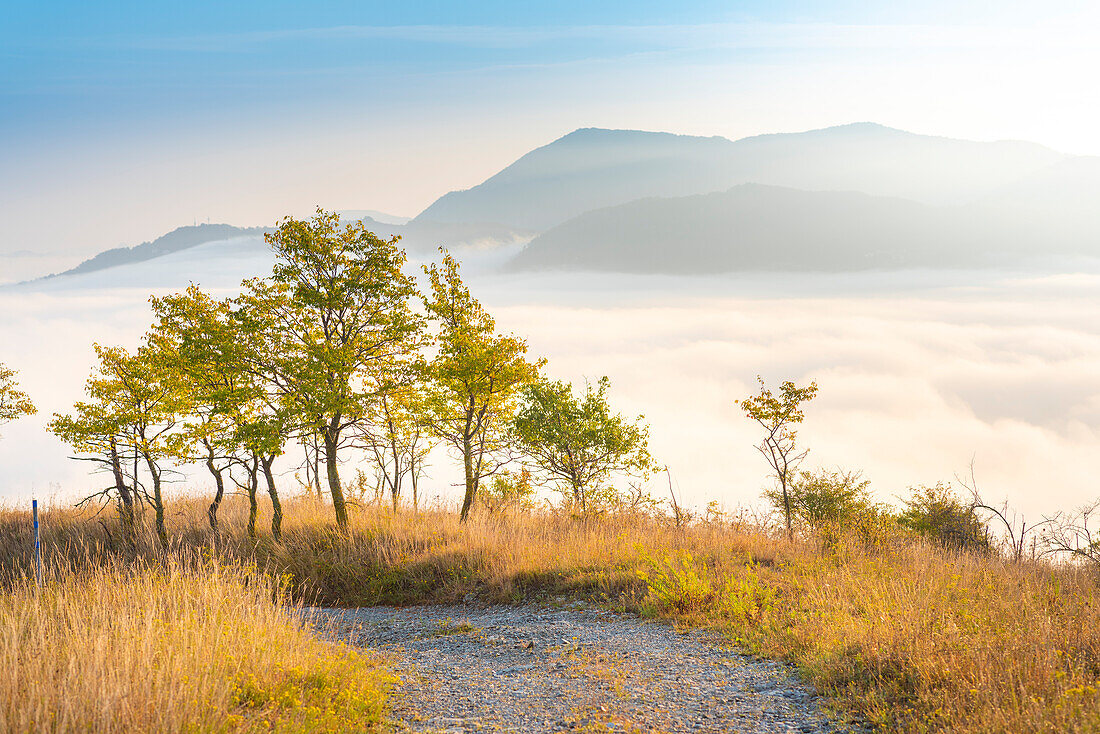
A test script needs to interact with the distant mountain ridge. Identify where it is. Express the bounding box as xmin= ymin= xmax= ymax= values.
xmin=354 ymin=217 xmax=534 ymax=253
xmin=18 ymin=216 xmax=531 ymax=286
xmin=21 ymin=123 xmax=1099 ymax=282
xmin=43 ymin=224 xmax=268 ymax=281
xmin=507 ymin=184 xmax=1100 ymax=273
xmin=415 ymin=123 xmax=1064 ymax=230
